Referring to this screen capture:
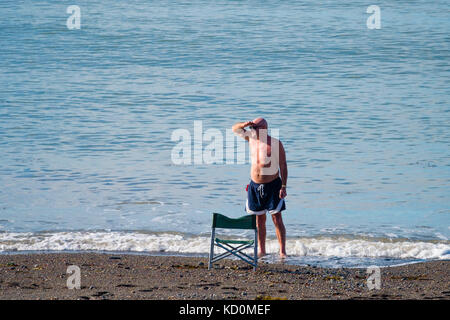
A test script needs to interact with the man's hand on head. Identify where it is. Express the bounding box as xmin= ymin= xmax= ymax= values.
xmin=244 ymin=121 xmax=254 ymax=128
